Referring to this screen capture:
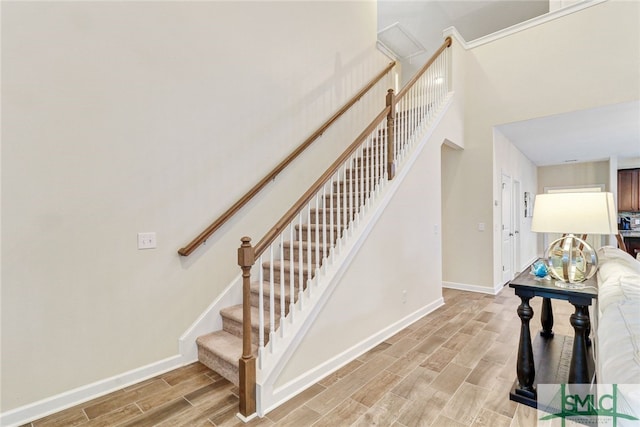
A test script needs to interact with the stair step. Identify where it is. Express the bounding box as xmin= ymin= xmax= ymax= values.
xmin=220 ymin=304 xmax=280 ymax=346
xmin=196 ymin=330 xmax=256 ymax=387
xmin=351 ymin=155 xmax=384 ymax=167
xmin=324 ymin=192 xmax=368 ymax=208
xmin=333 ymin=178 xmax=378 ymax=193
xmin=250 ymin=280 xmax=293 ymax=315
xmin=262 ymin=258 xmax=318 ymax=283
xmin=282 ymin=240 xmax=329 ymax=263
xmin=345 ymin=164 xmax=388 ymax=179
xmin=295 ymin=223 xmax=345 ymax=242
xmin=309 ymin=208 xmax=356 ymax=226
